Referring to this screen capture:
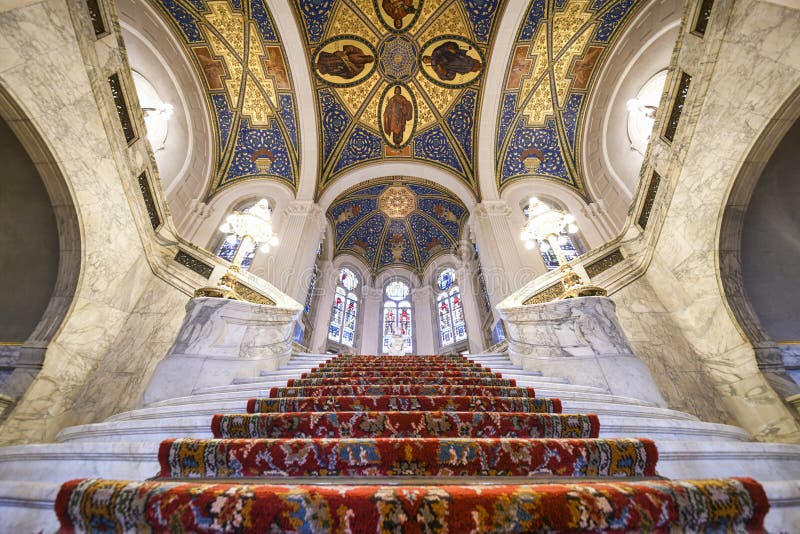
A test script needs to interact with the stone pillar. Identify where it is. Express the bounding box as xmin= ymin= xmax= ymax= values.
xmin=497 ymin=296 xmax=667 ymax=406
xmin=360 ymin=285 xmax=383 ymax=355
xmin=252 ymin=201 xmax=325 ymax=303
xmin=178 ymin=199 xmax=215 ymax=244
xmin=581 ymin=200 xmax=617 ymax=242
xmin=455 ymin=263 xmax=486 ymax=354
xmin=470 ymin=201 xmax=539 ymax=310
xmin=140 ymin=297 xmax=301 ymax=406
xmin=309 ymin=259 xmax=336 ymax=353
xmin=412 ymin=285 xmax=436 ymax=355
